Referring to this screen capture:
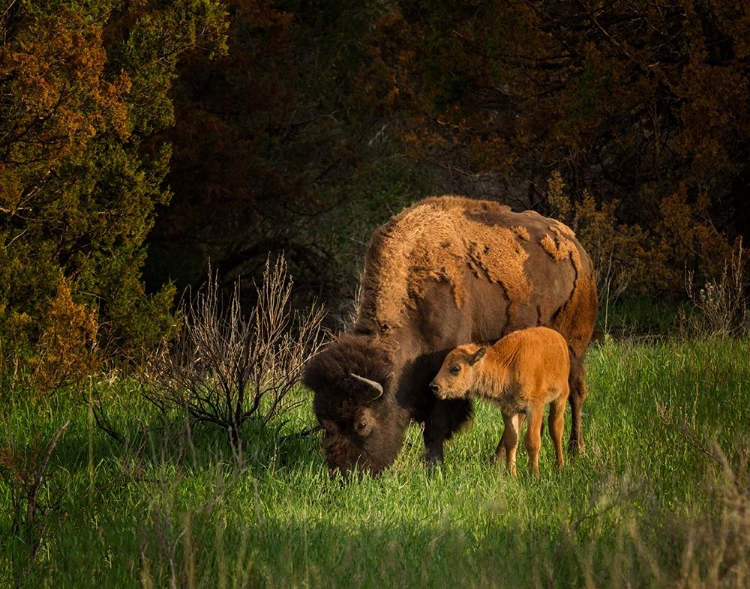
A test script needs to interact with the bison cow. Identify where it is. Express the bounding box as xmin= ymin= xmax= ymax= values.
xmin=303 ymin=196 xmax=598 ymax=476
xmin=429 ymin=327 xmax=571 ymax=478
